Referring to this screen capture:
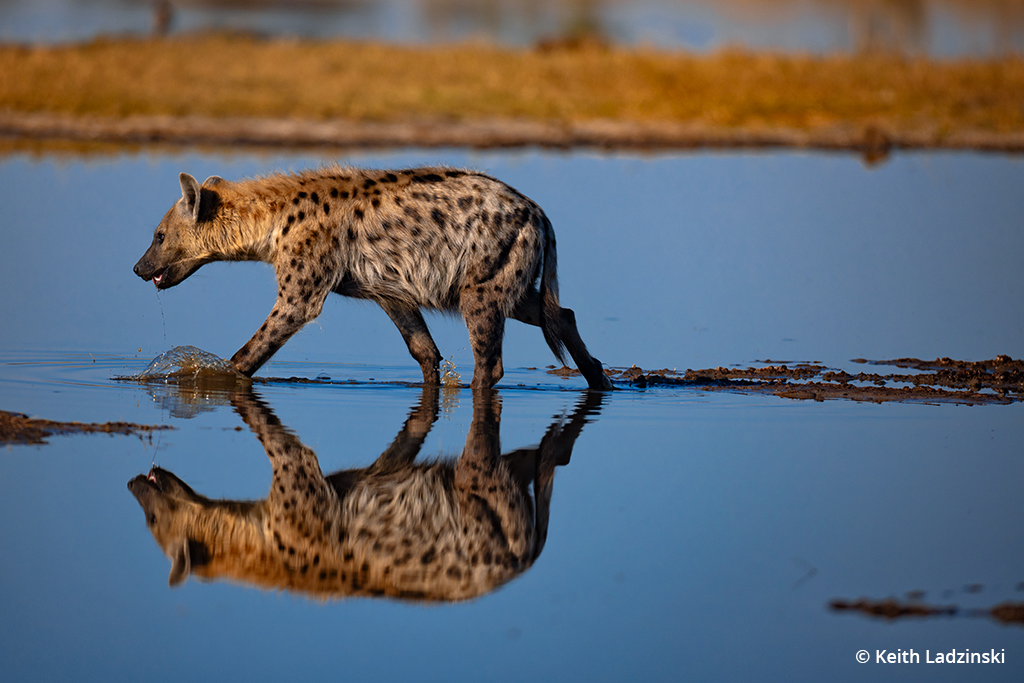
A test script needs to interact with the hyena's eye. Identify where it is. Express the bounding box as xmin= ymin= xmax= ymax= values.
xmin=149 ymin=513 xmax=157 ymax=525
xmin=156 ymin=233 xmax=165 ymax=244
